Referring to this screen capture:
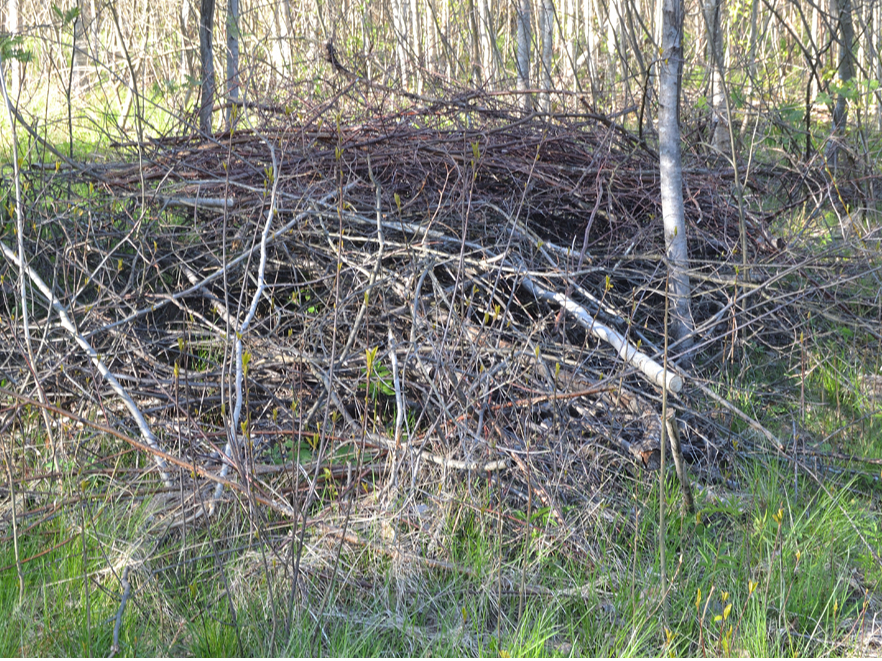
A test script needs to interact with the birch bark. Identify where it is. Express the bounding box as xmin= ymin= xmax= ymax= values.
xmin=539 ymin=0 xmax=554 ymax=113
xmin=516 ymin=0 xmax=532 ymax=111
xmin=658 ymin=0 xmax=694 ymax=349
